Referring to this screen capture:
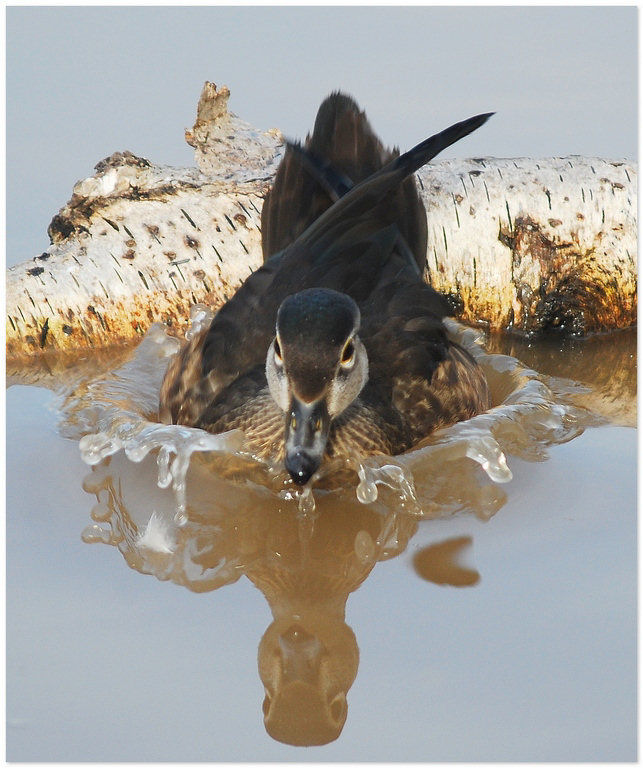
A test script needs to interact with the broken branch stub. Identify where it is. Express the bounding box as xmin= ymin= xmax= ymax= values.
xmin=6 ymin=82 xmax=637 ymax=362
